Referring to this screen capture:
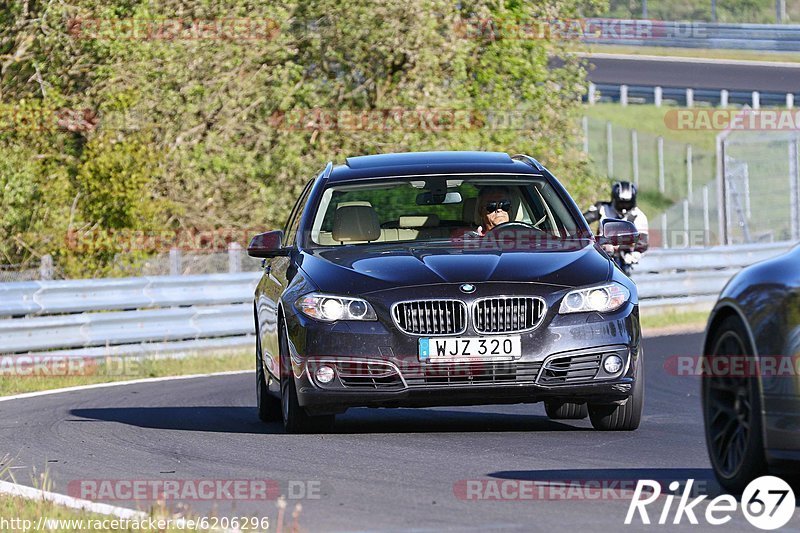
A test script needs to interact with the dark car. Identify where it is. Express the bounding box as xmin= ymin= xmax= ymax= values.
xmin=248 ymin=151 xmax=643 ymax=433
xmin=702 ymin=243 xmax=800 ymax=492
